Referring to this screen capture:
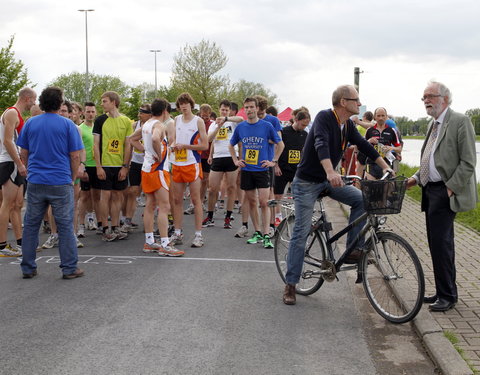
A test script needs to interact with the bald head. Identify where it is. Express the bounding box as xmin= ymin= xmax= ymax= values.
xmin=17 ymin=87 xmax=37 ymax=111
